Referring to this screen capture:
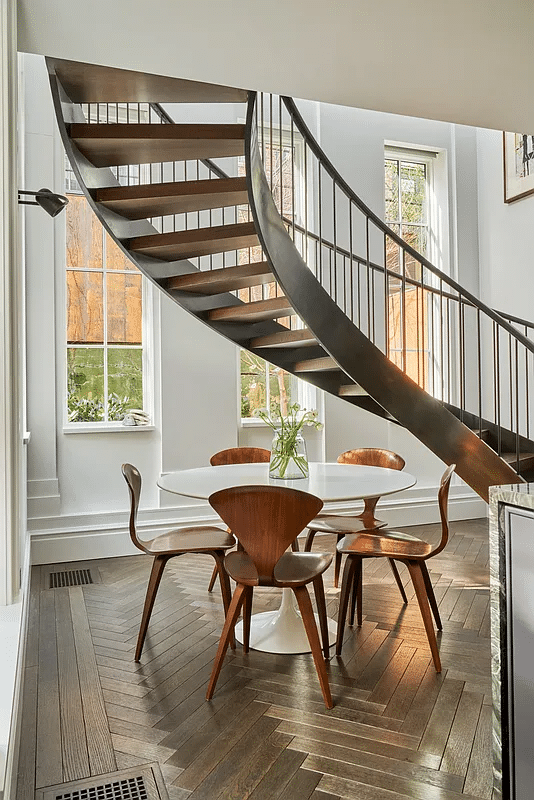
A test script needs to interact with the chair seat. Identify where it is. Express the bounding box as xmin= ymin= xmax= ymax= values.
xmin=337 ymin=529 xmax=433 ymax=559
xmin=146 ymin=526 xmax=235 ymax=554
xmin=307 ymin=512 xmax=387 ymax=534
xmin=225 ymin=550 xmax=333 ymax=586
